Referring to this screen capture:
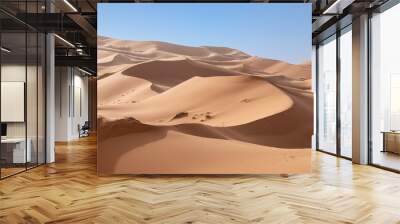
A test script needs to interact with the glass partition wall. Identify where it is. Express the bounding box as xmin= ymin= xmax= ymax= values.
xmin=0 ymin=5 xmax=46 ymax=179
xmin=316 ymin=25 xmax=353 ymax=159
xmin=317 ymin=35 xmax=337 ymax=155
xmin=370 ymin=2 xmax=400 ymax=171
xmin=339 ymin=26 xmax=352 ymax=159
xmin=0 ymin=31 xmax=27 ymax=177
